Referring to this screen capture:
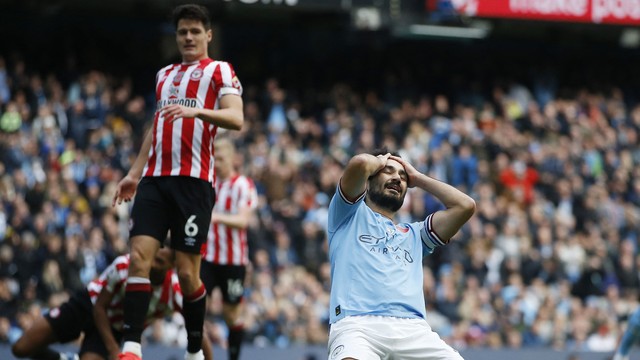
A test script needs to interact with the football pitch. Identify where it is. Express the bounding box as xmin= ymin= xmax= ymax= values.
xmin=0 ymin=344 xmax=616 ymax=360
